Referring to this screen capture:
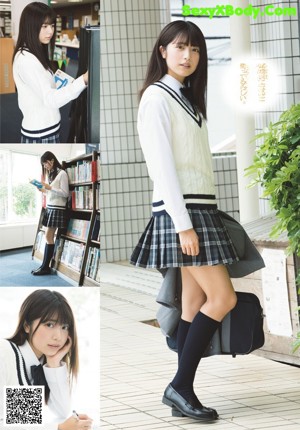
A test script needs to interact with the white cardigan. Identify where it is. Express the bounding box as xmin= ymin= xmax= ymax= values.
xmin=137 ymin=74 xmax=216 ymax=233
xmin=46 ymin=170 xmax=69 ymax=210
xmin=0 ymin=339 xmax=72 ymax=429
xmin=13 ymin=50 xmax=87 ymax=139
